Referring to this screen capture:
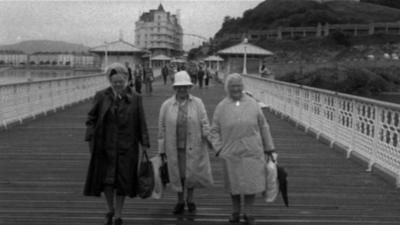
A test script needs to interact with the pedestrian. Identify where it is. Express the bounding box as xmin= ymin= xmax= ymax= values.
xmin=143 ymin=65 xmax=154 ymax=95
xmin=204 ymin=66 xmax=211 ymax=87
xmin=260 ymin=63 xmax=273 ymax=79
xmin=133 ymin=64 xmax=143 ymax=94
xmin=158 ymin=70 xmax=214 ymax=215
xmin=197 ymin=64 xmax=205 ymax=88
xmin=125 ymin=62 xmax=133 ymax=87
xmin=208 ymin=73 xmax=275 ymax=225
xmin=83 ymin=63 xmax=150 ymax=225
xmin=162 ymin=64 xmax=169 ymax=85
